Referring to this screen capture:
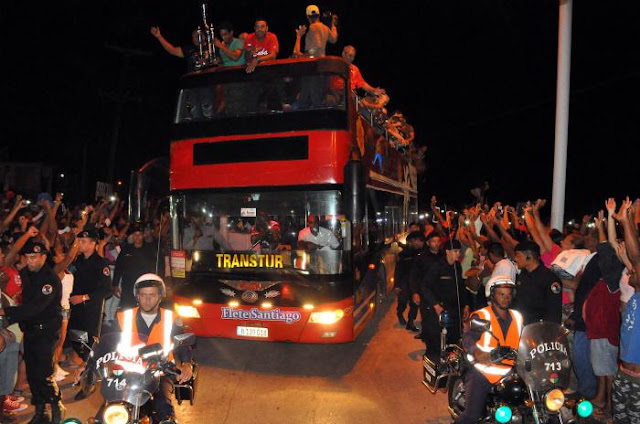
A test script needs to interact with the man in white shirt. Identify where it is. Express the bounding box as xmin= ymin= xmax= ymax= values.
xmin=182 ymin=215 xmax=230 ymax=251
xmin=298 ymin=215 xmax=340 ymax=251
